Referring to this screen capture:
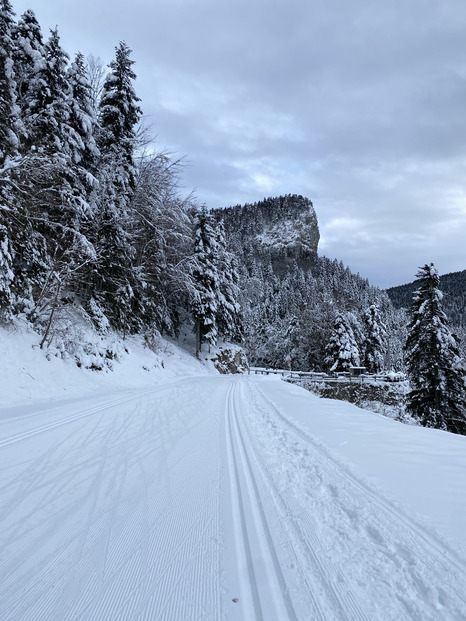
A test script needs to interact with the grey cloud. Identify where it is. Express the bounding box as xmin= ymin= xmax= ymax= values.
xmin=12 ymin=0 xmax=466 ymax=287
